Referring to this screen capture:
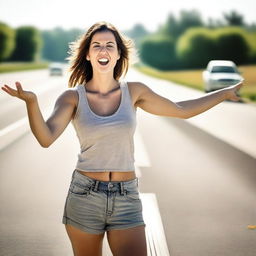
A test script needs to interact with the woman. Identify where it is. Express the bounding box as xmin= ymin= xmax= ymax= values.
xmin=1 ymin=21 xmax=243 ymax=256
